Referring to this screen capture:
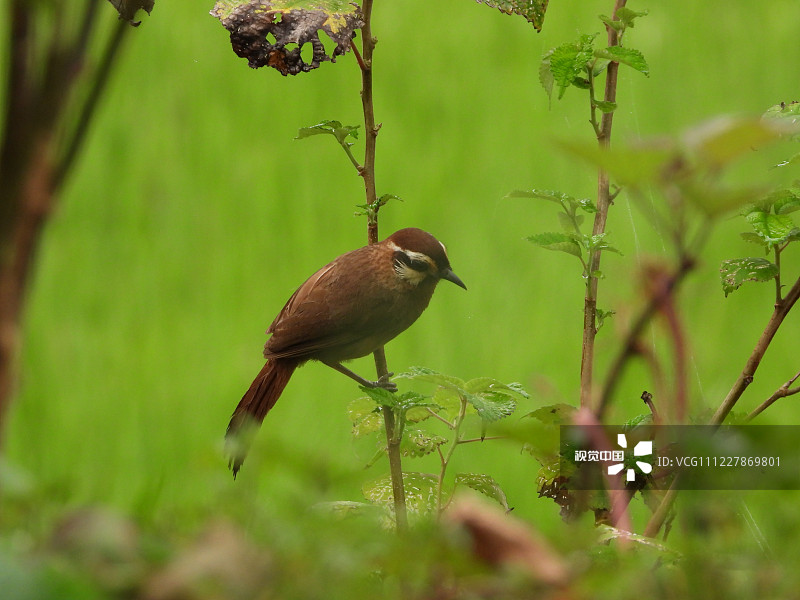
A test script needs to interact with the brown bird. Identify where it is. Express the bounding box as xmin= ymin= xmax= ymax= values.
xmin=226 ymin=227 xmax=466 ymax=477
